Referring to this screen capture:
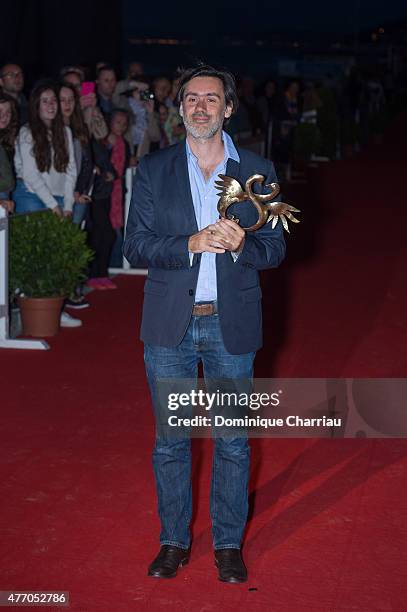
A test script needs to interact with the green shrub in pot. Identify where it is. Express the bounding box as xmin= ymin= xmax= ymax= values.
xmin=9 ymin=210 xmax=93 ymax=299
